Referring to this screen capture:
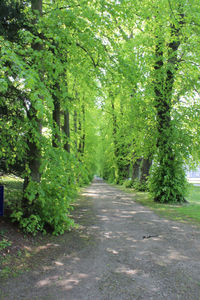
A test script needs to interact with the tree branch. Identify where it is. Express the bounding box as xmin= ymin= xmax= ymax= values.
xmin=76 ymin=42 xmax=98 ymax=68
